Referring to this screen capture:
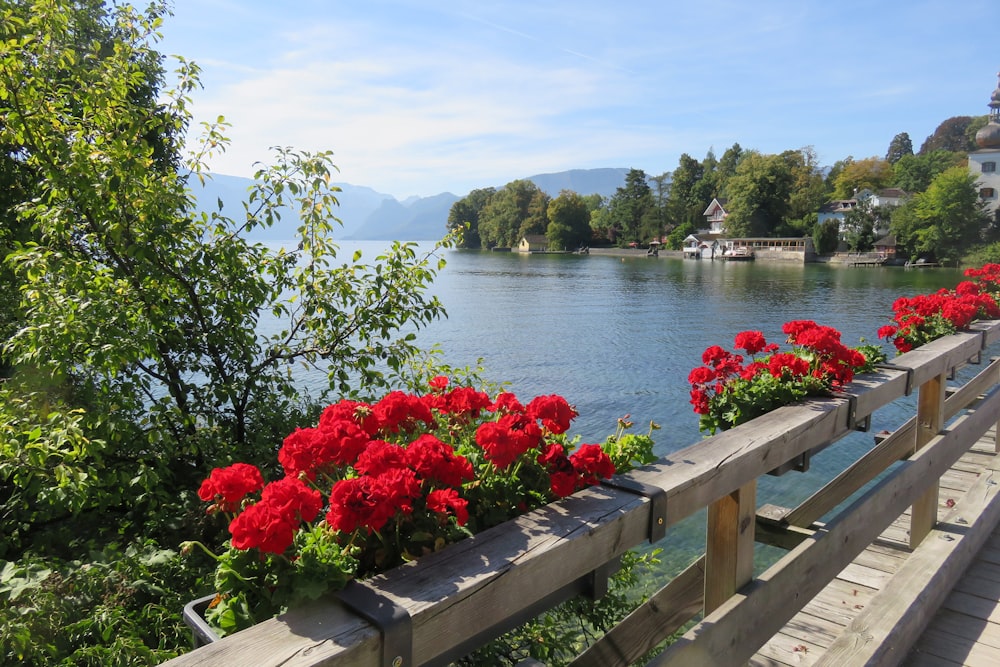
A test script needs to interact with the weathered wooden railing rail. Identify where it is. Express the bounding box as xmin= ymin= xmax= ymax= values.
xmin=164 ymin=321 xmax=1000 ymax=667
